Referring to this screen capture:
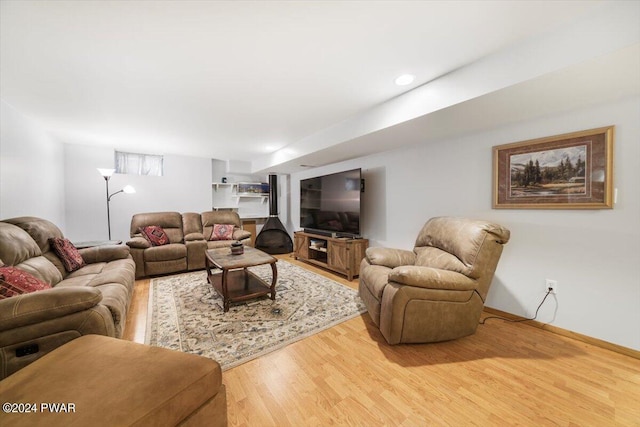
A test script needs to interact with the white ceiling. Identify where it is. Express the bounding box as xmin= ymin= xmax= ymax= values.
xmin=1 ymin=1 xmax=638 ymax=174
